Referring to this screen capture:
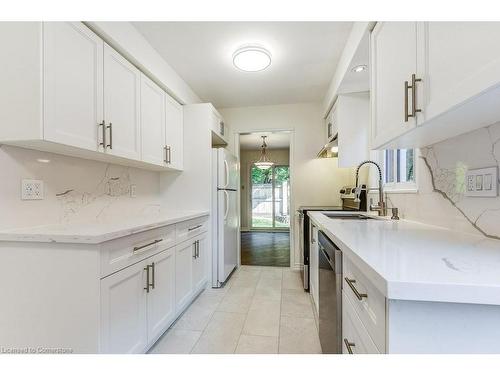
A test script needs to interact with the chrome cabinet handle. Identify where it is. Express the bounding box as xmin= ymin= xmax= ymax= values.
xmin=106 ymin=122 xmax=113 ymax=149
xmin=163 ymin=145 xmax=168 ymax=163
xmin=98 ymin=121 xmax=106 ymax=149
xmin=144 ymin=264 xmax=151 ymax=293
xmin=193 ymin=241 xmax=197 ymax=259
xmin=344 ymin=277 xmax=368 ymax=301
xmin=197 ymin=240 xmax=200 ymax=258
xmin=344 ymin=338 xmax=355 ymax=354
xmin=188 ymin=224 xmax=203 ymax=232
xmin=133 ymin=239 xmax=163 ymax=253
xmin=151 ymin=262 xmax=155 ymax=290
xmin=404 ymin=74 xmax=422 ymax=122
xmin=167 ymin=146 xmax=171 ymax=164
